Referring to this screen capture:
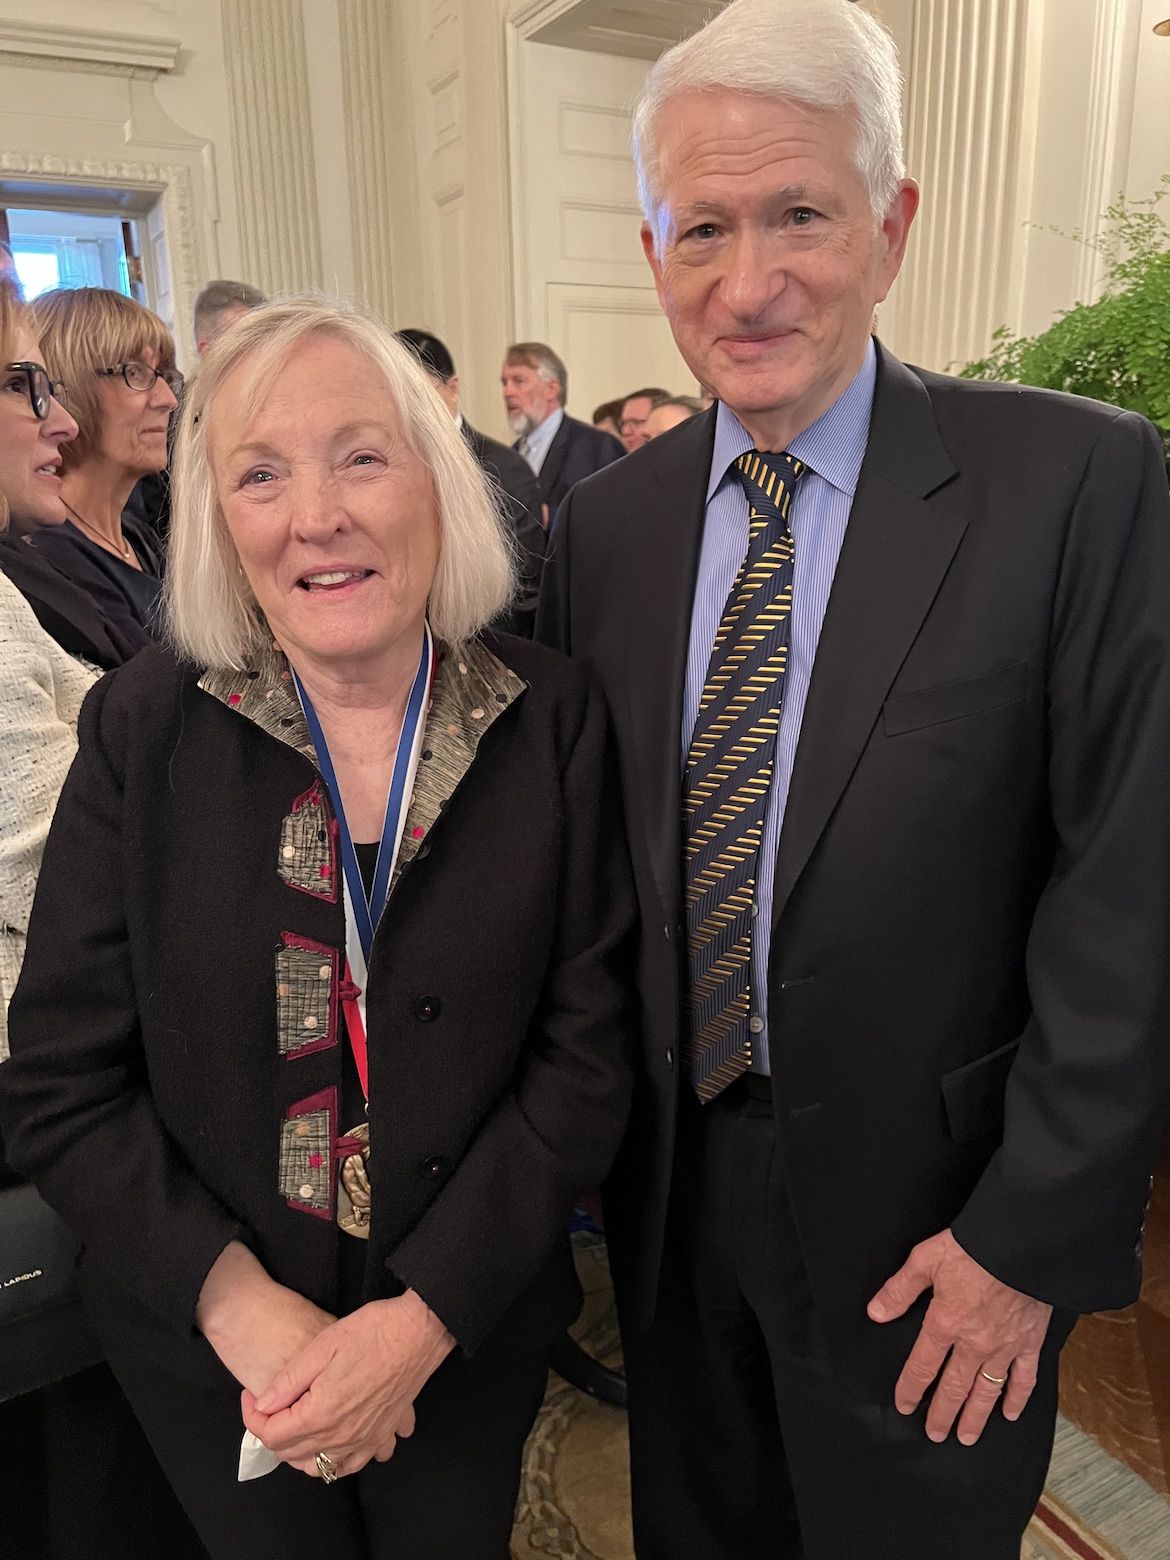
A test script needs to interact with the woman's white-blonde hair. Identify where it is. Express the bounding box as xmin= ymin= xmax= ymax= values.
xmin=633 ymin=0 xmax=906 ymax=244
xmin=166 ymin=297 xmax=515 ymax=669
